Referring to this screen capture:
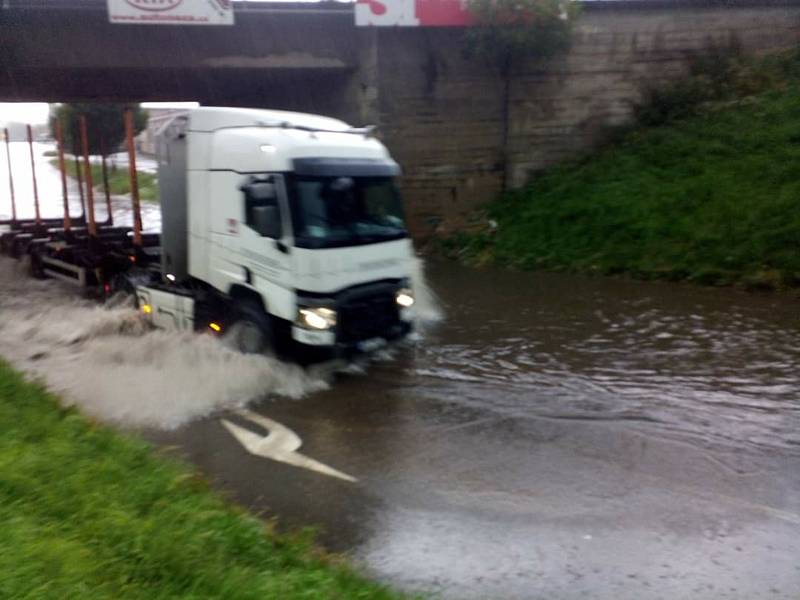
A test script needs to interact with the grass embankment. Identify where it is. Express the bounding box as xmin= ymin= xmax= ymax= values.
xmin=447 ymin=51 xmax=800 ymax=289
xmin=0 ymin=361 xmax=406 ymax=599
xmin=50 ymin=158 xmax=159 ymax=203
